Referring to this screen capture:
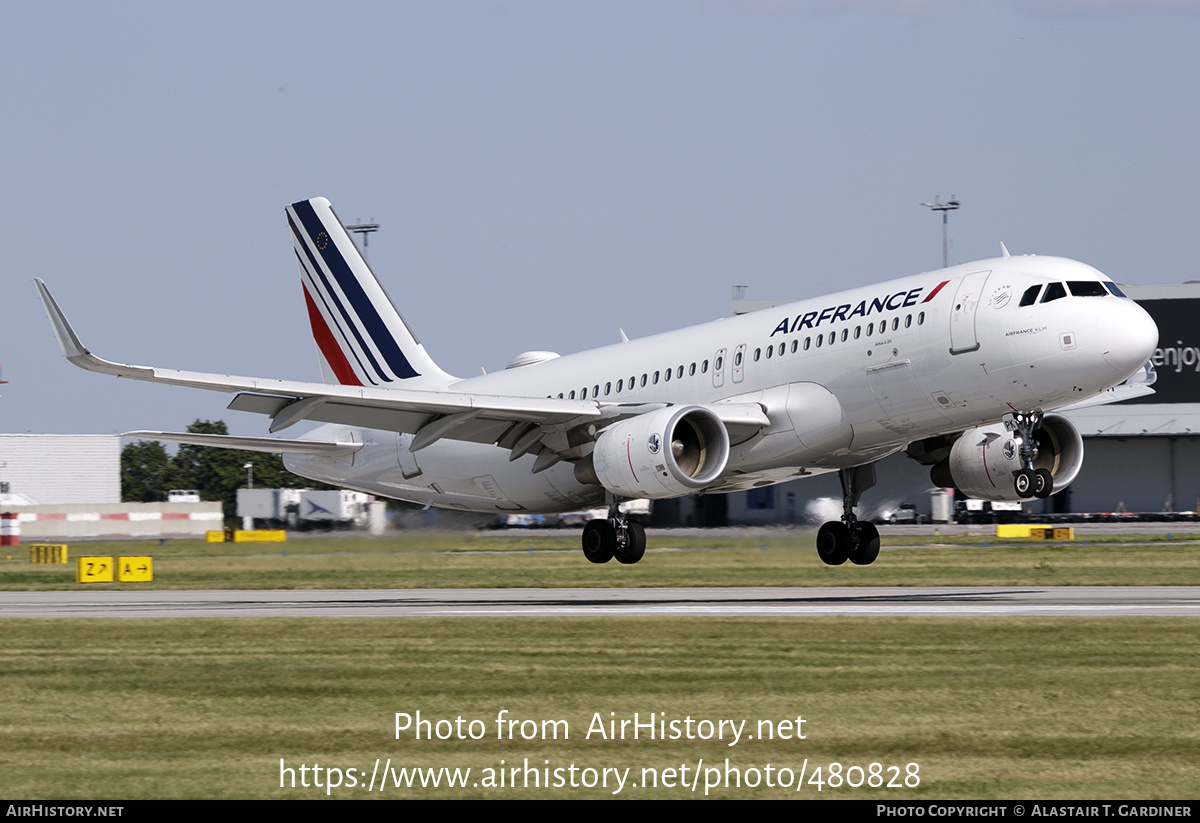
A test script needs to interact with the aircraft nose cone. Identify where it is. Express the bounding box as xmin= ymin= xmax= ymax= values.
xmin=1100 ymin=301 xmax=1159 ymax=379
